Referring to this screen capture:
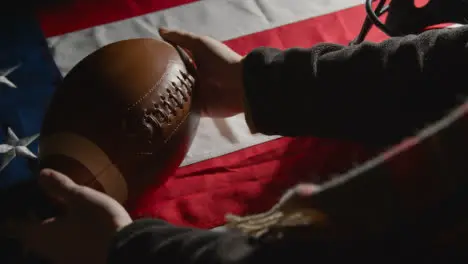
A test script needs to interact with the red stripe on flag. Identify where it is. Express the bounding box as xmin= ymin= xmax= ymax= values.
xmin=38 ymin=0 xmax=198 ymax=37
xmin=224 ymin=5 xmax=387 ymax=54
xmin=132 ymin=137 xmax=369 ymax=228
xmin=130 ymin=4 xmax=387 ymax=227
